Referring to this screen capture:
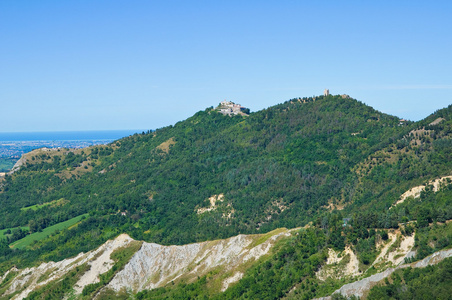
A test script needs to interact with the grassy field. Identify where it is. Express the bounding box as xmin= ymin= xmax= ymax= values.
xmin=10 ymin=214 xmax=89 ymax=249
xmin=21 ymin=198 xmax=69 ymax=211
